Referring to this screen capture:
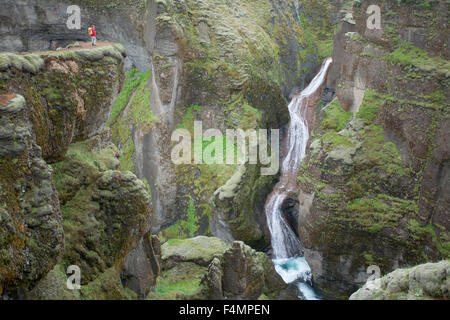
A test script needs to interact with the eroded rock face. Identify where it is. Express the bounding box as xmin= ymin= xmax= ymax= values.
xmin=120 ymin=233 xmax=161 ymax=299
xmin=123 ymin=0 xmax=339 ymax=240
xmin=350 ymin=260 xmax=450 ymax=300
xmin=297 ymin=0 xmax=449 ymax=298
xmin=211 ymin=164 xmax=276 ymax=249
xmin=217 ymin=241 xmax=286 ymax=300
xmin=0 ymin=30 xmax=158 ymax=298
xmin=0 ymin=94 xmax=64 ymax=296
xmin=0 ymin=0 xmax=156 ymax=70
